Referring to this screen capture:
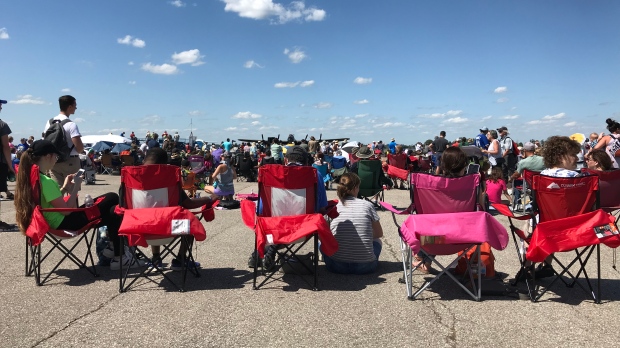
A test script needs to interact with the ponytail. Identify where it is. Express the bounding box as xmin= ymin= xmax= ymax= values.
xmin=336 ymin=173 xmax=361 ymax=205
